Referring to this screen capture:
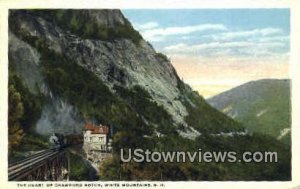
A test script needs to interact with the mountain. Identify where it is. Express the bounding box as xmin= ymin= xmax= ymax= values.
xmin=208 ymin=79 xmax=291 ymax=144
xmin=9 ymin=9 xmax=244 ymax=138
xmin=8 ymin=9 xmax=290 ymax=180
